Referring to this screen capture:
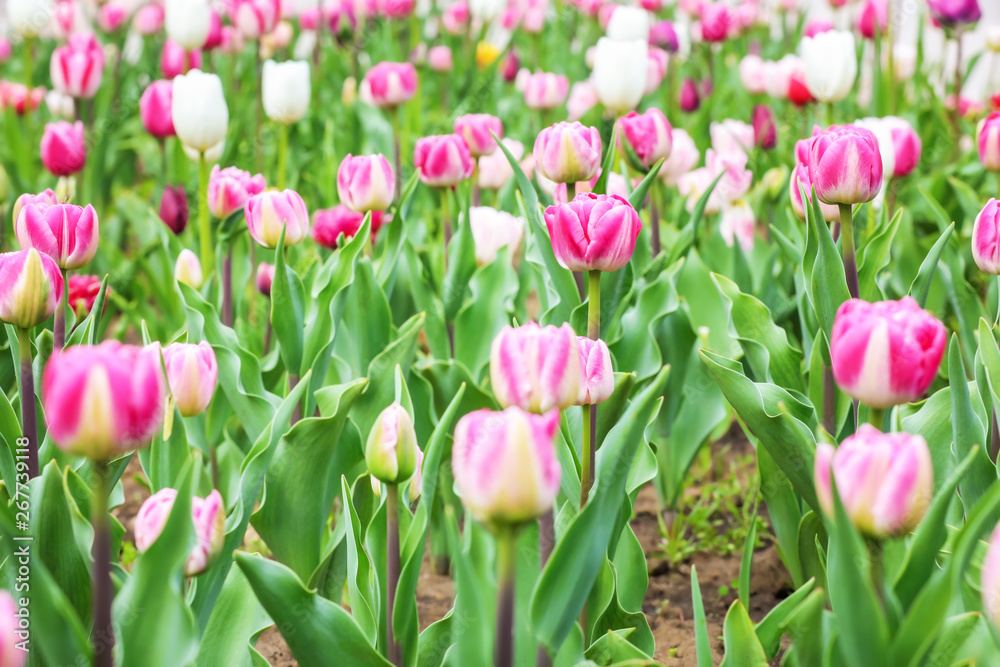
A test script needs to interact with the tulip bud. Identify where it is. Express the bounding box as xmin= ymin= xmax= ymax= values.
xmin=413 ymin=135 xmax=475 ymax=188
xmin=40 ymin=121 xmax=86 ymax=177
xmin=591 ymin=38 xmax=647 ymax=113
xmin=135 ymin=488 xmax=225 ymax=576
xmin=13 ymin=190 xmax=58 ymax=227
xmin=161 ymin=40 xmax=203 ymax=79
xmin=711 ymin=119 xmax=754 ymax=157
xmin=973 ymin=199 xmax=1000 ymax=274
xmin=452 ymin=407 xmax=561 ymax=526
xmin=4 ymin=83 xmax=45 ymax=116
xmin=830 ymin=297 xmax=946 ymax=408
xmin=523 ymin=72 xmax=569 ymax=110
xmin=67 ymin=274 xmax=104 ymax=317
xmin=0 ymin=249 xmax=64 ymax=329
xmin=814 ymin=425 xmax=932 ymax=538
xmin=752 ymin=105 xmax=777 ymax=151
xmin=807 ymin=125 xmax=883 ymax=205
xmin=50 ymin=34 xmax=106 ymax=100
xmin=544 ymin=193 xmax=642 ymax=272
xmin=679 ymin=77 xmax=700 ymax=112
xmin=231 ymin=0 xmax=281 ymax=39
xmin=618 ymin=109 xmax=673 ymax=170
xmin=362 ymin=61 xmax=417 ymax=108
xmin=606 ymin=6 xmax=650 ymax=41
xmin=801 ymin=30 xmax=858 ymax=103
xmin=0 ymin=591 xmax=24 ymax=667
xmin=645 ymin=48 xmax=668 ymax=96
xmin=856 ymin=0 xmax=887 ymax=40
xmin=366 ymin=403 xmax=419 ymax=484
xmin=927 ymin=0 xmax=981 ymax=29
xmin=978 ymin=112 xmax=1000 ymax=172
xmin=454 ymin=114 xmax=502 ymax=158
xmin=883 ymin=116 xmax=921 ymax=178
xmin=312 ymin=206 xmax=385 ymax=249
xmin=468 ymin=207 xmax=525 ymax=266
xmin=135 ymin=4 xmax=166 ymax=35
xmin=442 ymin=1 xmax=470 ymax=33
xmin=336 ymin=154 xmax=395 ymax=212
xmin=478 ymin=138 xmax=523 ymax=191
xmin=428 ymin=46 xmax=453 ymax=72
xmin=658 ymin=129 xmax=699 ymax=188
xmin=245 ymin=189 xmax=311 ymax=248
xmin=208 ymin=166 xmax=266 ymax=219
xmin=262 ymin=59 xmax=311 ymax=124
xmin=16 ymin=203 xmax=98 ymax=270
xmin=490 ymin=323 xmax=582 ymax=412
xmin=982 ymin=522 xmax=1000 ymax=629
xmin=341 ymin=77 xmax=358 ymax=106
xmin=159 ymin=184 xmax=189 ymax=235
xmin=162 ymin=342 xmax=217 ymax=417
xmin=166 ymin=0 xmax=212 ymax=51
xmin=8 ymin=0 xmax=54 ymax=38
xmin=175 ymin=249 xmax=204 ymax=289
xmin=575 ymin=337 xmax=613 ymax=405
xmin=171 ymin=69 xmax=228 ymax=157
xmin=140 ymin=80 xmax=176 ymax=139
xmin=43 ymin=341 xmax=166 ymax=459
xmin=256 ymin=262 xmax=275 ymax=297
xmin=700 ymin=2 xmax=730 ymax=42
xmin=533 ymin=122 xmax=602 ymax=185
